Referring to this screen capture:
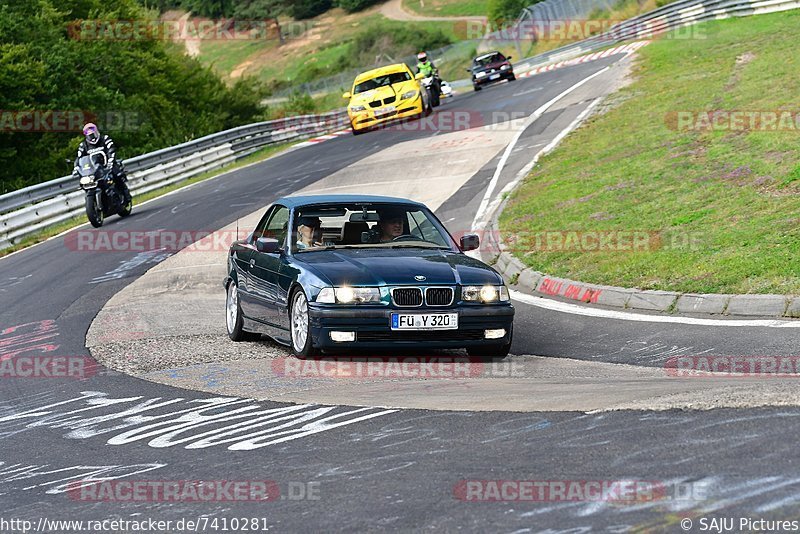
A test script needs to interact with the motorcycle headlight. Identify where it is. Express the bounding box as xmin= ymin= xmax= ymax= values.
xmin=350 ymin=105 xmax=366 ymax=112
xmin=462 ymin=285 xmax=509 ymax=303
xmin=317 ymin=287 xmax=381 ymax=304
xmin=79 ymin=176 xmax=94 ymax=186
xmin=401 ymin=90 xmax=418 ymax=100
